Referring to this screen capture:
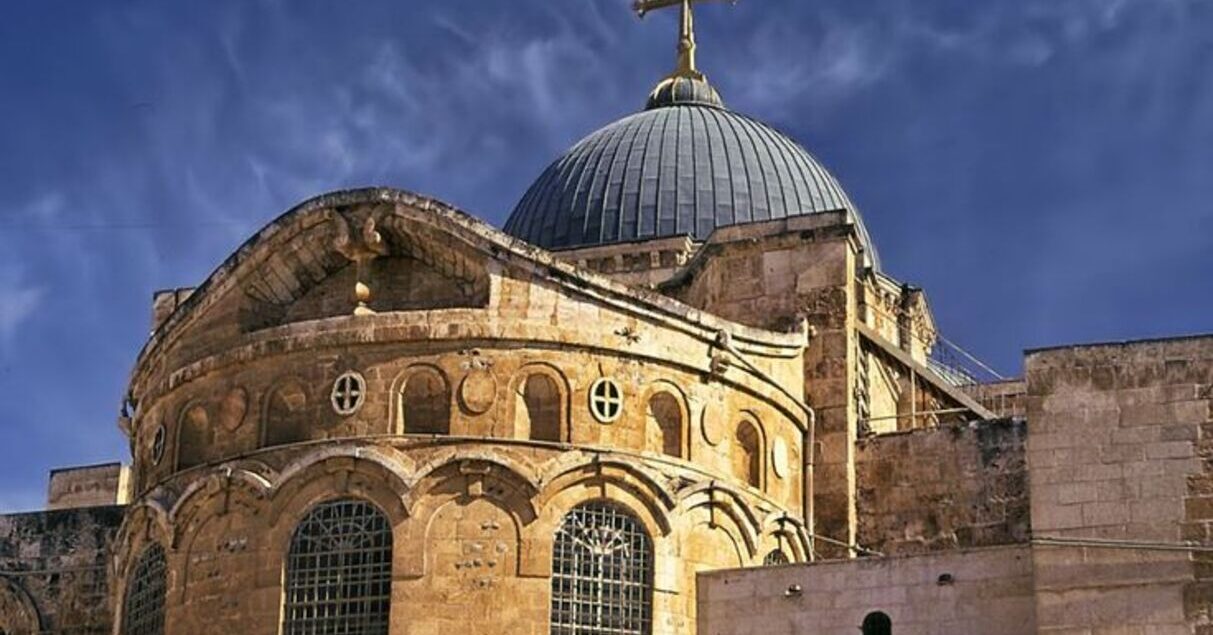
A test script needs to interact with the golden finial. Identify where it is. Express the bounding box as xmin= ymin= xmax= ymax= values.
xmin=634 ymin=0 xmax=738 ymax=80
